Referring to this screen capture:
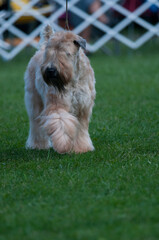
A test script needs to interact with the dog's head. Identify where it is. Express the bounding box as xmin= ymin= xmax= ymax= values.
xmin=40 ymin=25 xmax=86 ymax=92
